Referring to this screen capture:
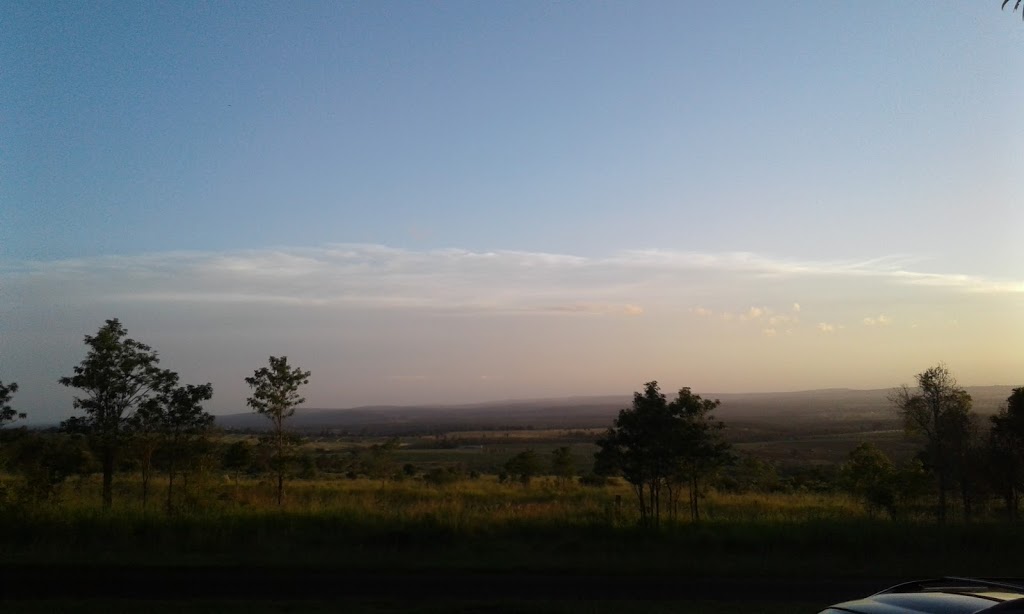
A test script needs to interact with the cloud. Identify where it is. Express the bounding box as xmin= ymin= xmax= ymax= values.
xmin=691 ymin=307 xmax=714 ymax=317
xmin=623 ymin=304 xmax=644 ymax=316
xmin=768 ymin=313 xmax=798 ymax=327
xmin=614 ymin=250 xmax=1022 ymax=294
xmin=741 ymin=307 xmax=765 ymax=321
xmin=762 ymin=328 xmax=777 ymax=337
xmin=863 ymin=315 xmax=891 ymax=326
xmin=5 ymin=245 xmax=1019 ymax=322
xmin=817 ymin=323 xmax=836 ymax=333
